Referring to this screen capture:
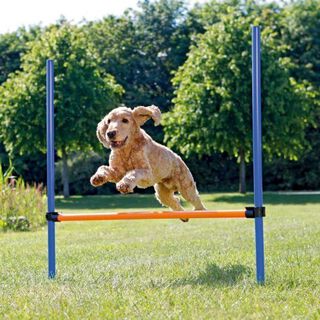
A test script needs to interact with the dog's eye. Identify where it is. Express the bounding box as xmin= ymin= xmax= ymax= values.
xmin=107 ymin=119 xmax=111 ymax=124
xmin=122 ymin=118 xmax=129 ymax=124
